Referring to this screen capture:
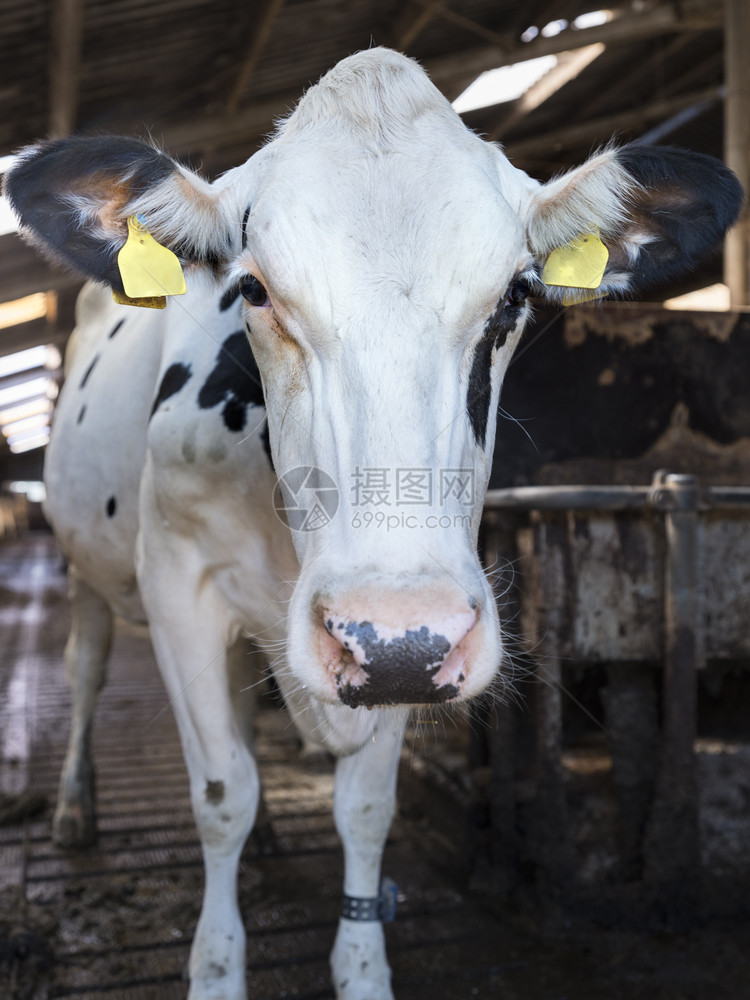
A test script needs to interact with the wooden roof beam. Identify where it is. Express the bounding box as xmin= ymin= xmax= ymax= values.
xmin=504 ymin=85 xmax=724 ymax=161
xmin=225 ymin=0 xmax=287 ymax=115
xmin=49 ymin=0 xmax=85 ymax=138
xmin=389 ymin=2 xmax=437 ymax=50
xmin=662 ymin=50 xmax=723 ymax=99
xmin=428 ymin=0 xmax=721 ymax=92
xmin=160 ymin=89 xmax=300 ymax=156
xmin=0 ymin=232 xmax=80 ymax=305
xmin=489 ymin=43 xmax=606 ymax=141
xmin=156 ymin=3 xmax=720 ymax=164
xmin=635 ymin=91 xmax=721 ymax=145
xmin=407 ymin=1 xmax=509 ymax=47
xmin=724 ymin=0 xmax=750 ymax=306
xmin=576 ymin=32 xmax=698 ymax=122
